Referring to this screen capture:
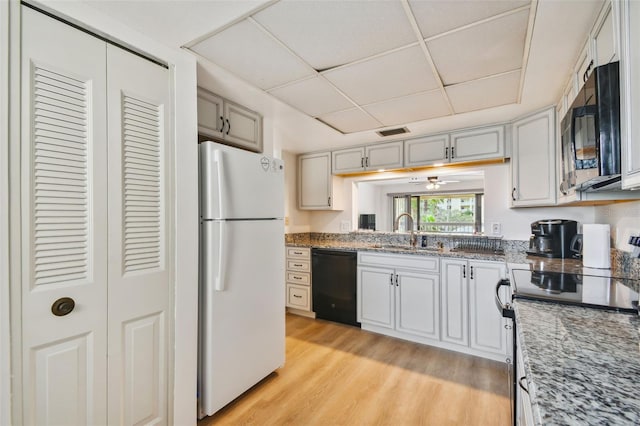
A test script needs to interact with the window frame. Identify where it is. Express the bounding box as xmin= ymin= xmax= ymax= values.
xmin=391 ymin=191 xmax=484 ymax=234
